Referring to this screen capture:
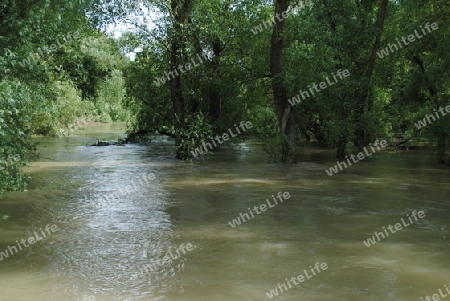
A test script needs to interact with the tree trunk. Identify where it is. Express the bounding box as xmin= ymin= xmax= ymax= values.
xmin=354 ymin=0 xmax=389 ymax=149
xmin=437 ymin=134 xmax=447 ymax=164
xmin=170 ymin=35 xmax=186 ymax=159
xmin=170 ymin=0 xmax=194 ymax=159
xmin=270 ymin=0 xmax=297 ymax=163
xmin=209 ymin=36 xmax=222 ymax=131
xmin=411 ymin=55 xmax=448 ymax=165
xmin=336 ymin=138 xmax=346 ymax=160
